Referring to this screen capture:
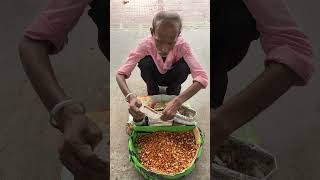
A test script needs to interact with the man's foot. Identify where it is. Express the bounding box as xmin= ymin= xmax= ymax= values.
xmin=126 ymin=123 xmax=133 ymax=135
